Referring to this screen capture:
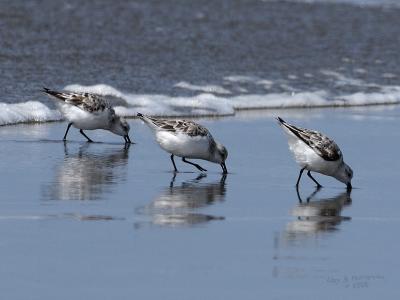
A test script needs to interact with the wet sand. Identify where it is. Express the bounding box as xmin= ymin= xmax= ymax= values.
xmin=0 ymin=106 xmax=399 ymax=299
